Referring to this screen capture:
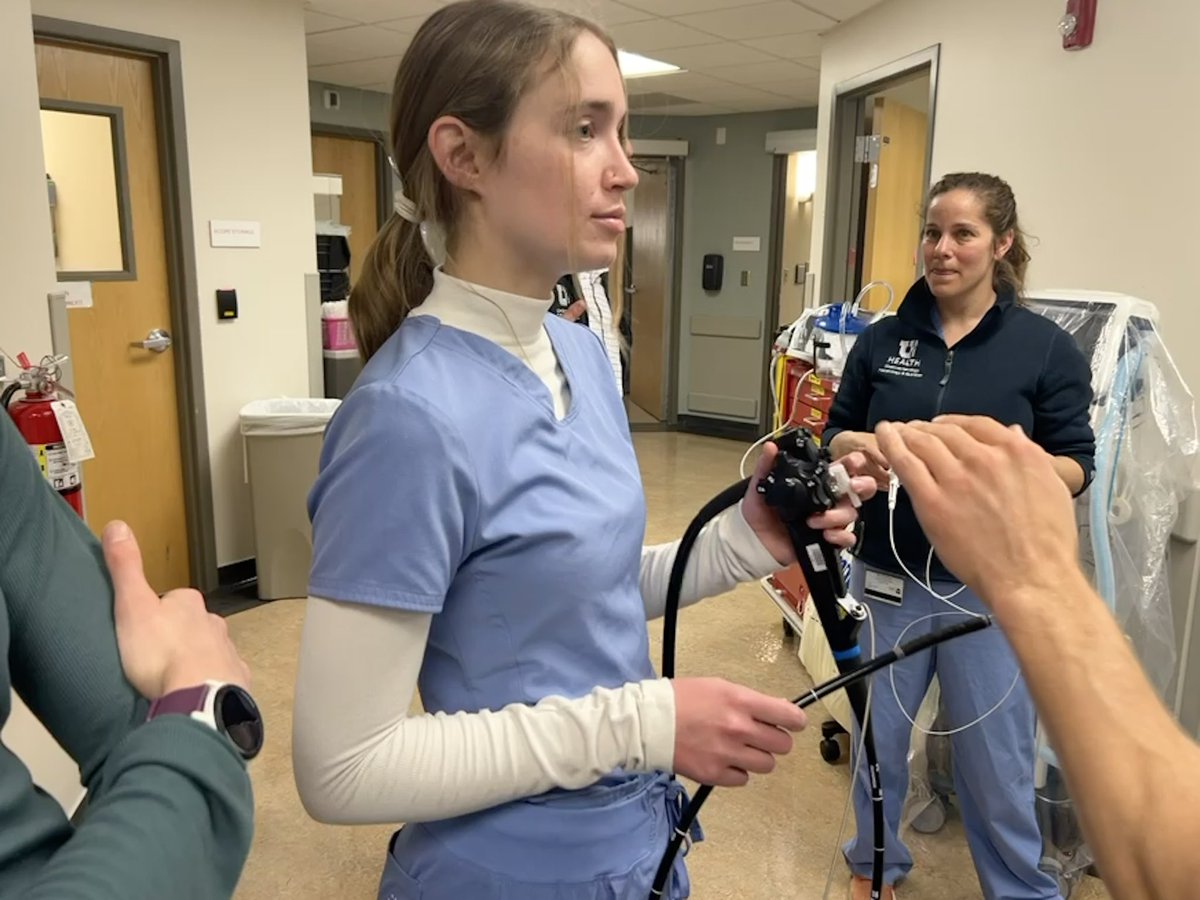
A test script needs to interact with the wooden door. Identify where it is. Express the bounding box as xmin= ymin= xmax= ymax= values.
xmin=311 ymin=133 xmax=380 ymax=286
xmin=36 ymin=42 xmax=189 ymax=590
xmin=629 ymin=160 xmax=670 ymax=420
xmin=861 ymin=97 xmax=929 ymax=311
